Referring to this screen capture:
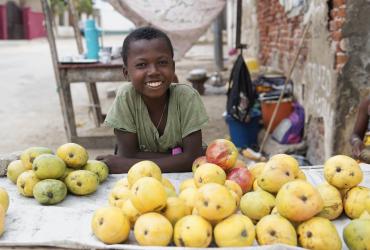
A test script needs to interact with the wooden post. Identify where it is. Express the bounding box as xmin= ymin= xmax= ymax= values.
xmin=41 ymin=0 xmax=75 ymax=140
xmin=86 ymin=82 xmax=103 ymax=126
